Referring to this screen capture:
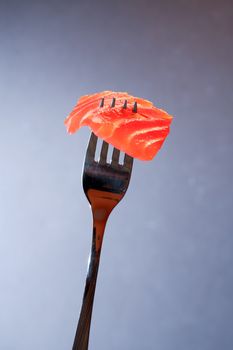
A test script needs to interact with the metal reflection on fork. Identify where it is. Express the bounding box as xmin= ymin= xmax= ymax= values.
xmin=72 ymin=99 xmax=133 ymax=350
